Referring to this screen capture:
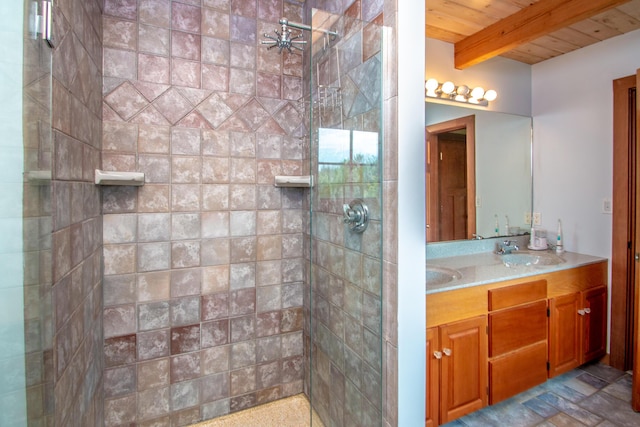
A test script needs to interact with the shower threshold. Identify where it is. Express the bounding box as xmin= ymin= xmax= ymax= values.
xmin=190 ymin=394 xmax=325 ymax=427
